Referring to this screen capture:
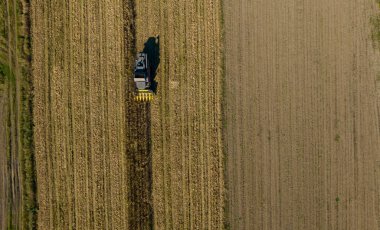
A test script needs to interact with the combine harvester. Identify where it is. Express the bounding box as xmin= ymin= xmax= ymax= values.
xmin=134 ymin=52 xmax=154 ymax=102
